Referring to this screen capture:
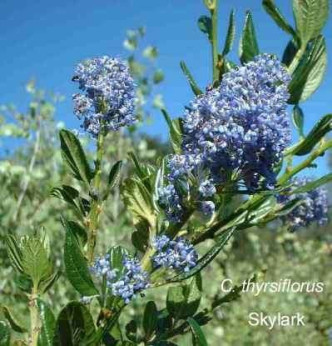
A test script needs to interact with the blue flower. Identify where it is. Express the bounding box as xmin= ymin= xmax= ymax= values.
xmin=200 ymin=201 xmax=215 ymax=216
xmin=158 ymin=184 xmax=183 ymax=222
xmin=152 ymin=236 xmax=198 ymax=272
xmin=169 ymin=54 xmax=291 ymax=191
xmin=91 ymin=254 xmax=149 ymax=304
xmin=277 ymin=176 xmax=329 ymax=230
xmin=199 ymin=180 xmax=216 ymax=197
xmin=72 ymin=56 xmax=136 ymax=137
